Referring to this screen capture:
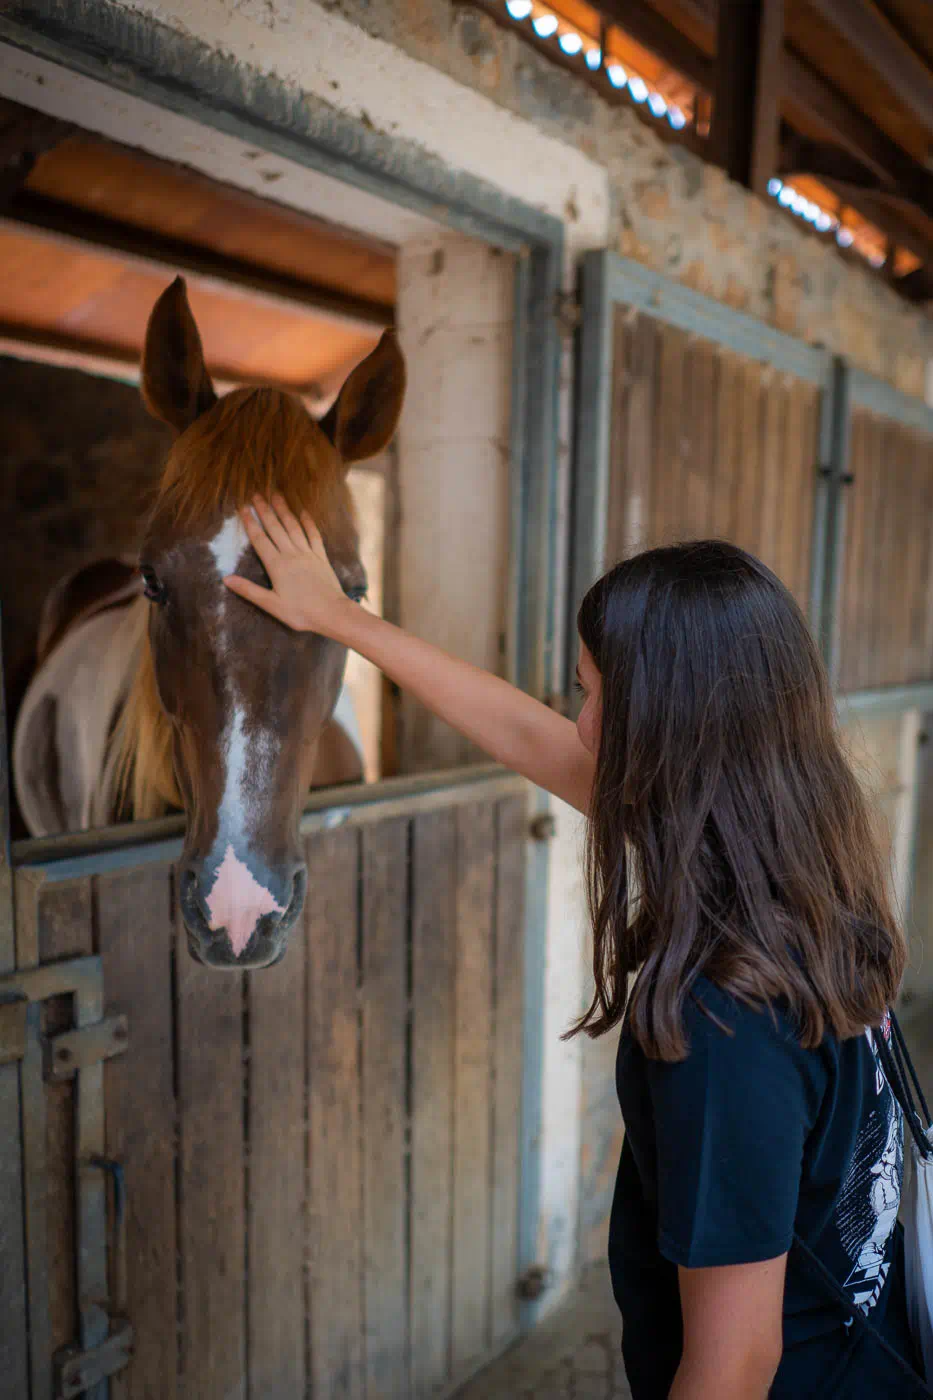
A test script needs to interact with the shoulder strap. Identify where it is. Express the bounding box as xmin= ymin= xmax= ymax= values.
xmin=791 ymin=1234 xmax=933 ymax=1394
xmin=877 ymin=1011 xmax=933 ymax=1160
